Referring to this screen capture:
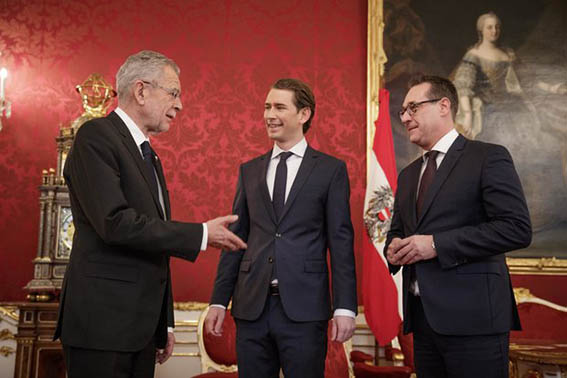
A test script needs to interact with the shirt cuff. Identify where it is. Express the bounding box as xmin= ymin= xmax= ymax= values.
xmin=200 ymin=223 xmax=208 ymax=251
xmin=333 ymin=309 xmax=356 ymax=318
xmin=167 ymin=327 xmax=173 ymax=333
xmin=209 ymin=304 xmax=226 ymax=310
